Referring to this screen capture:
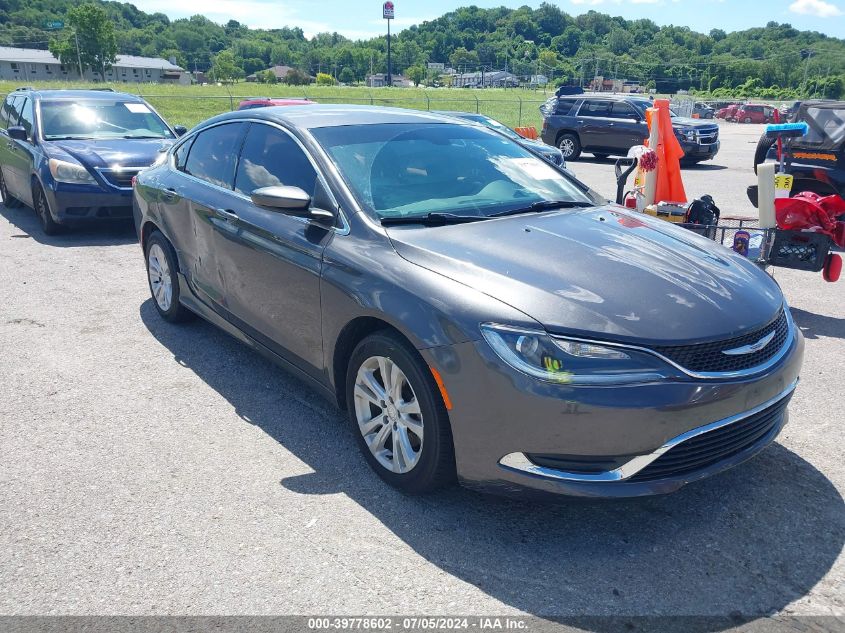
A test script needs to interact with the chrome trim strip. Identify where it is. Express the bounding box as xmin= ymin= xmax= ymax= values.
xmin=95 ymin=166 xmax=146 ymax=191
xmin=498 ymin=378 xmax=798 ymax=483
xmin=548 ymin=306 xmax=795 ymax=381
